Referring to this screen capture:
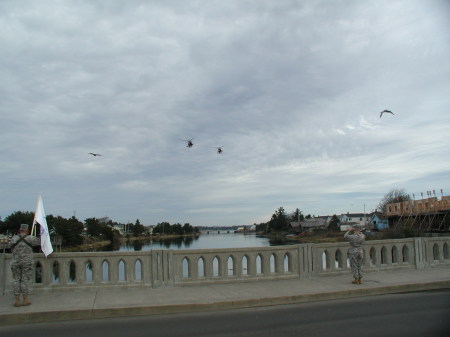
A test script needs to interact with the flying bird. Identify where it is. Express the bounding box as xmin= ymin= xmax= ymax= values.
xmin=182 ymin=138 xmax=194 ymax=148
xmin=380 ymin=109 xmax=394 ymax=118
xmin=215 ymin=147 xmax=223 ymax=154
xmin=88 ymin=152 xmax=102 ymax=156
